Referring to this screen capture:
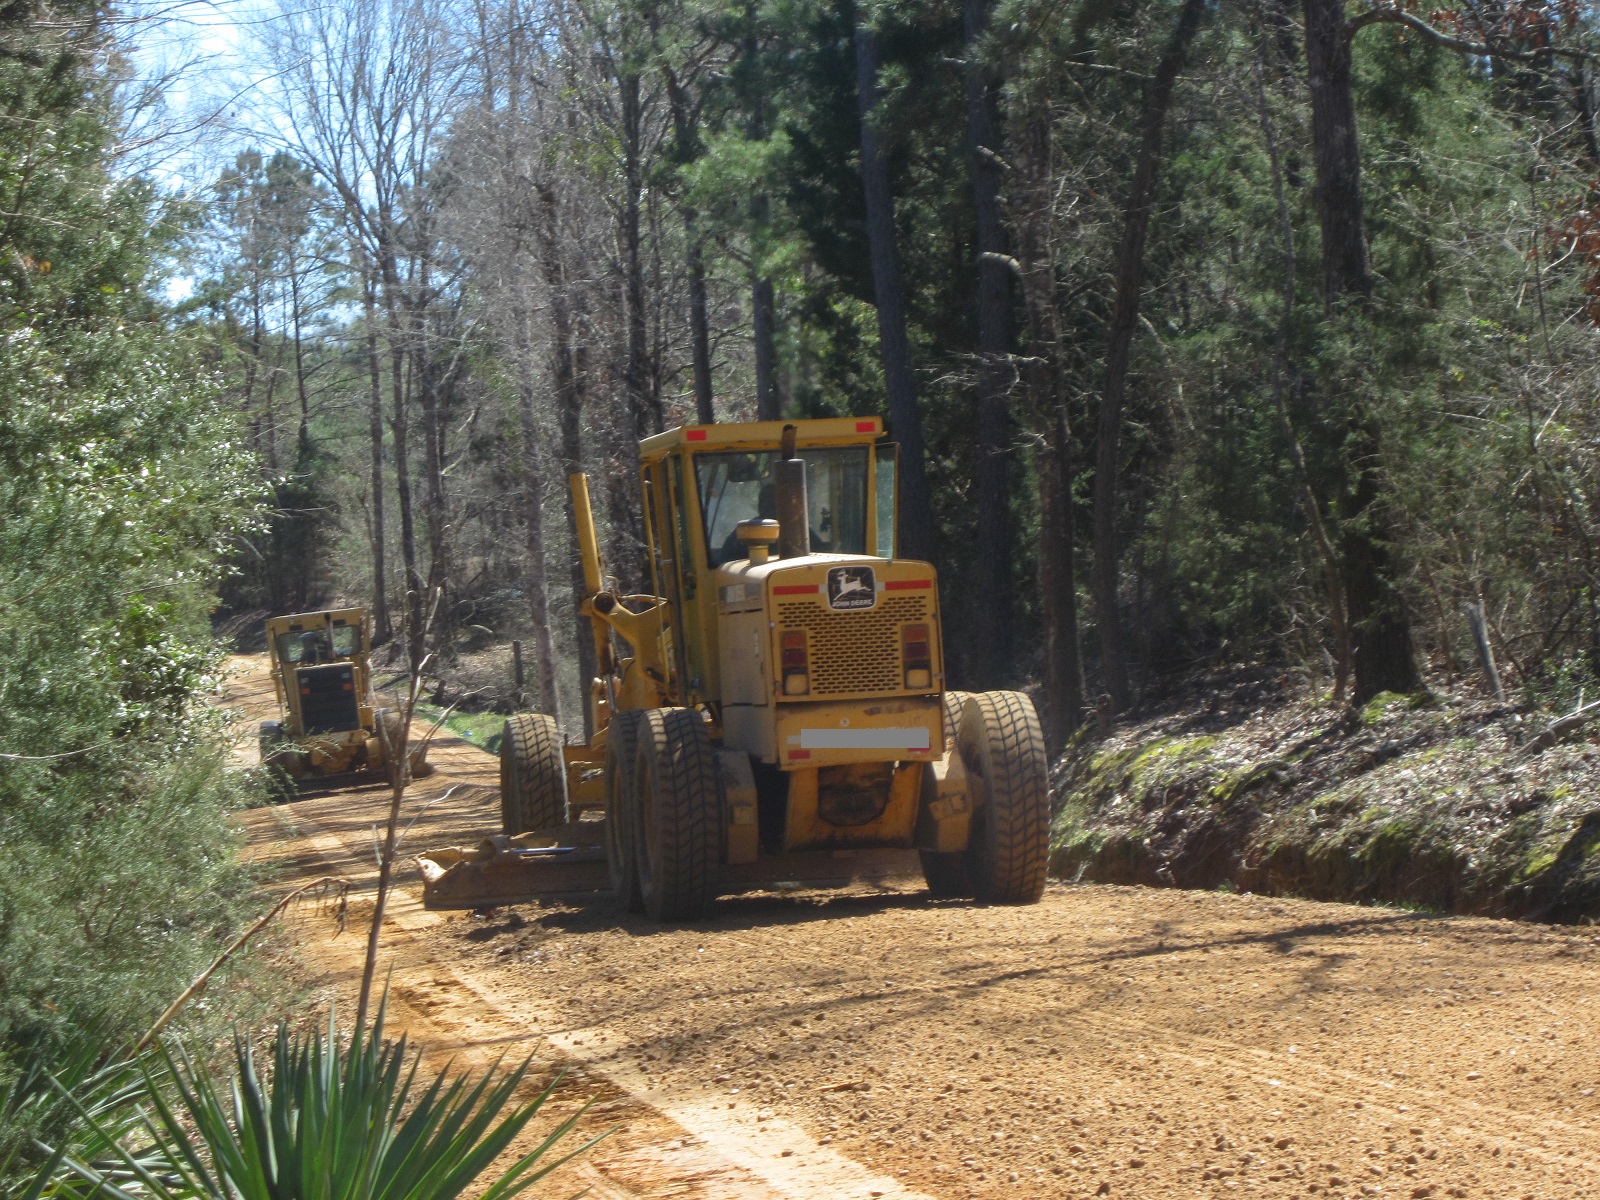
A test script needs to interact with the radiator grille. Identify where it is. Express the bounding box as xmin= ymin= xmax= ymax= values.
xmin=777 ymin=595 xmax=930 ymax=697
xmin=298 ymin=663 xmax=361 ymax=734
